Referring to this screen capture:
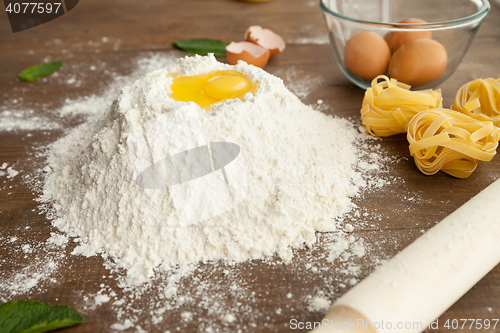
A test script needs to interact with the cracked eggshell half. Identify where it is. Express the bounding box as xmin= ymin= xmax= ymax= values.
xmin=245 ymin=25 xmax=286 ymax=58
xmin=226 ymin=41 xmax=271 ymax=68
